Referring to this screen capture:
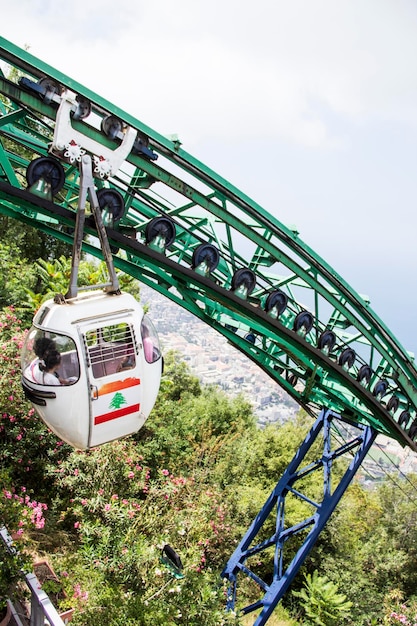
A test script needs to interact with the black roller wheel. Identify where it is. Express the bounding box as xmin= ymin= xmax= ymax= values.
xmin=264 ymin=290 xmax=288 ymax=315
xmin=398 ymin=410 xmax=410 ymax=428
xmin=386 ymin=396 xmax=399 ymax=413
xmin=408 ymin=418 xmax=417 ymax=439
xmin=293 ymin=311 xmax=314 ymax=334
xmin=26 ymin=156 xmax=66 ymax=196
xmin=96 ymin=188 xmax=125 ymax=223
xmin=38 ymin=76 xmax=63 ymax=101
xmin=101 ymin=115 xmax=124 ymax=140
xmin=318 ymin=330 xmax=336 ymax=353
xmin=372 ymin=379 xmax=388 ymax=399
xmin=191 ymin=243 xmax=220 ymax=272
xmin=73 ymin=95 xmax=92 ymax=120
xmin=245 ymin=333 xmax=256 ymax=344
xmin=357 ymin=364 xmax=372 ymax=386
xmin=145 ymin=216 xmax=176 ymax=248
xmin=338 ymin=348 xmax=356 ymax=369
xmin=231 ymin=268 xmax=256 ymax=295
xmin=287 ymin=373 xmax=298 ymax=387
